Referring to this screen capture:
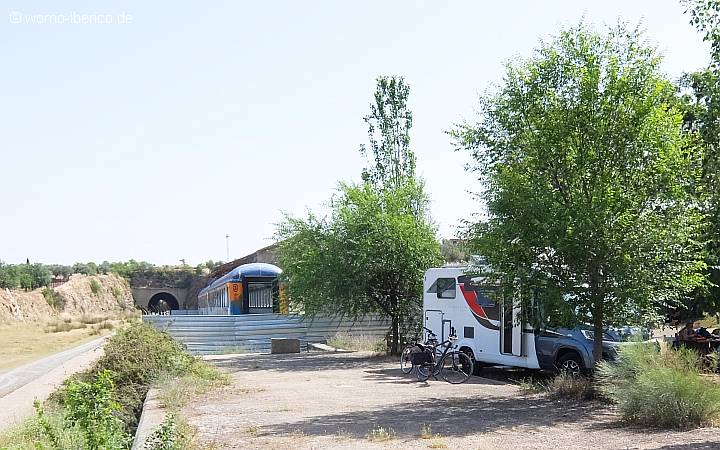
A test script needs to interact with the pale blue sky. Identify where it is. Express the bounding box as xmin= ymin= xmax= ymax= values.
xmin=0 ymin=1 xmax=710 ymax=265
